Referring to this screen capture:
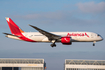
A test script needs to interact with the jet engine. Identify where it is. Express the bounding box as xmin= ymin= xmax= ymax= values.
xmin=60 ymin=37 xmax=72 ymax=45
